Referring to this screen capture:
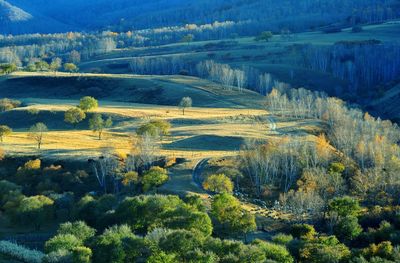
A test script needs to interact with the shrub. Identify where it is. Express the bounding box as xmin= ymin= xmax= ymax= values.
xmin=142 ymin=166 xmax=169 ymax=192
xmin=78 ymin=96 xmax=98 ymax=112
xmin=137 ymin=120 xmax=171 ymax=137
xmin=45 ymin=234 xmax=82 ymax=253
xmin=203 ymin=174 xmax=234 ymax=193
xmin=43 ymin=249 xmax=72 ymax=263
xmin=272 ymin=233 xmax=294 ymax=246
xmin=72 ymin=246 xmax=92 ymax=263
xmin=334 ymin=216 xmax=363 ymax=241
xmin=57 ymin=221 xmax=96 ymax=242
xmin=253 ymin=239 xmax=294 ymax=263
xmin=291 ymin=224 xmax=317 ymax=240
